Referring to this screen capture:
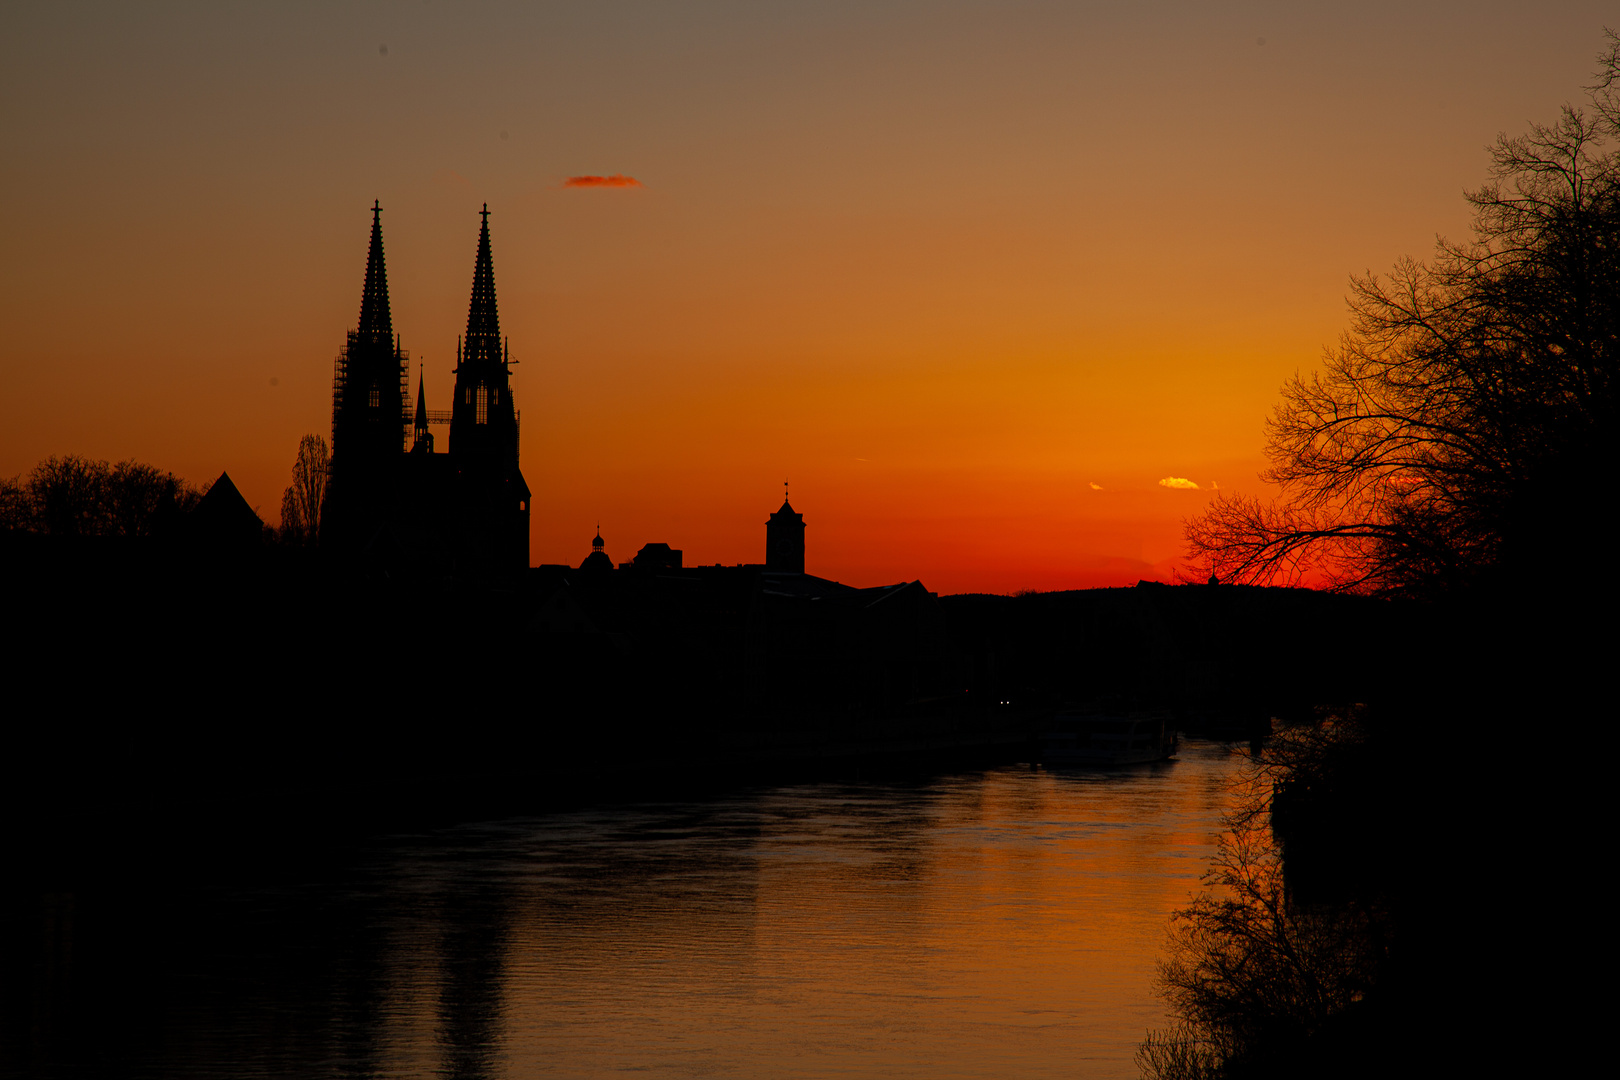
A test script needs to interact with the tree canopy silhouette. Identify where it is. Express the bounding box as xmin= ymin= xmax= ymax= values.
xmin=1188 ymin=32 xmax=1620 ymax=598
xmin=0 ymin=455 xmax=203 ymax=536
